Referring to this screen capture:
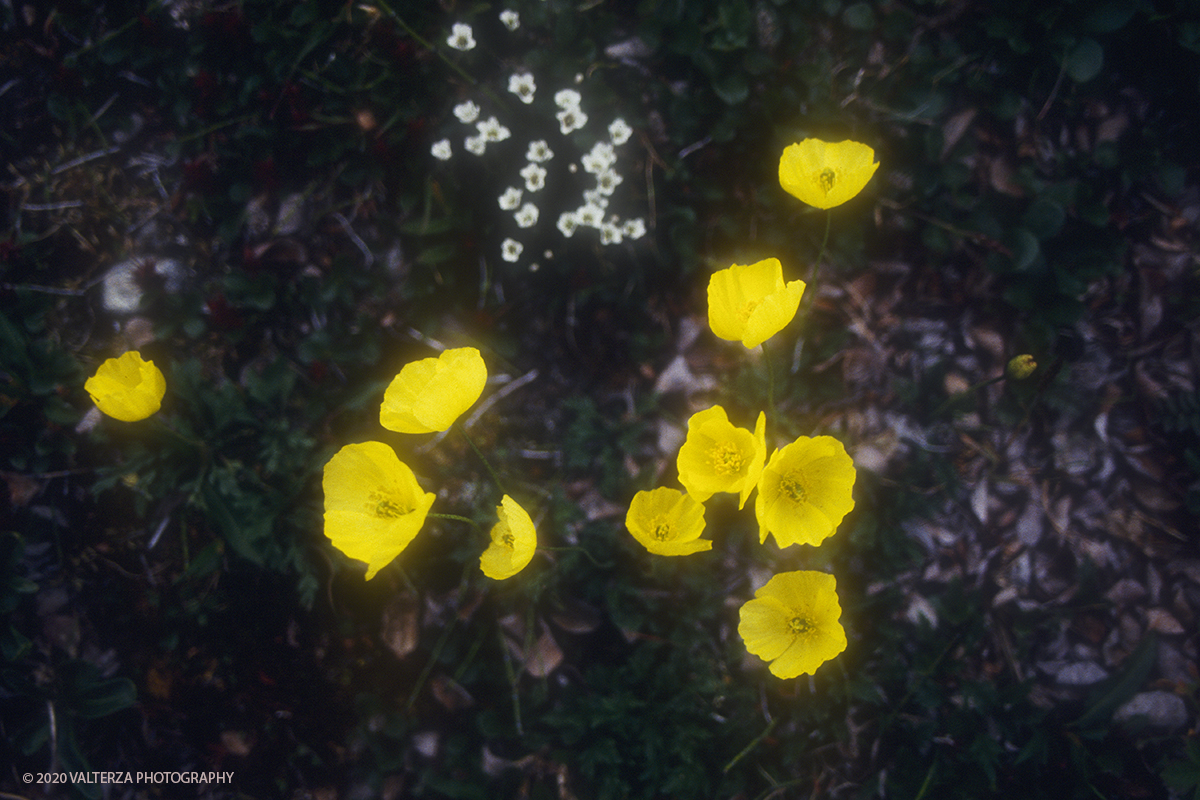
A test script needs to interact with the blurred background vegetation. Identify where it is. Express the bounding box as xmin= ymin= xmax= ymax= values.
xmin=2 ymin=0 xmax=1198 ymax=797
